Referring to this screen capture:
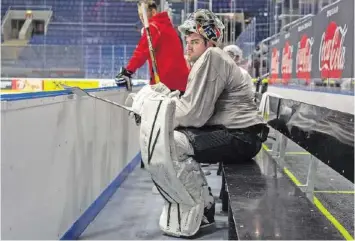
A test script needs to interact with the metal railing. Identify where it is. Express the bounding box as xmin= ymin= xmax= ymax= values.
xmin=235 ymin=17 xmax=256 ymax=73
xmin=8 ymin=5 xmax=52 ymax=11
xmin=182 ymin=0 xmax=212 ymax=17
